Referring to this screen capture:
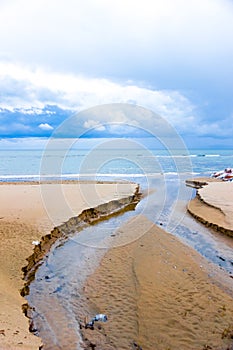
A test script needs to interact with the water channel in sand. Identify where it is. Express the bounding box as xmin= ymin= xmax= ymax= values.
xmin=26 ymin=176 xmax=233 ymax=349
